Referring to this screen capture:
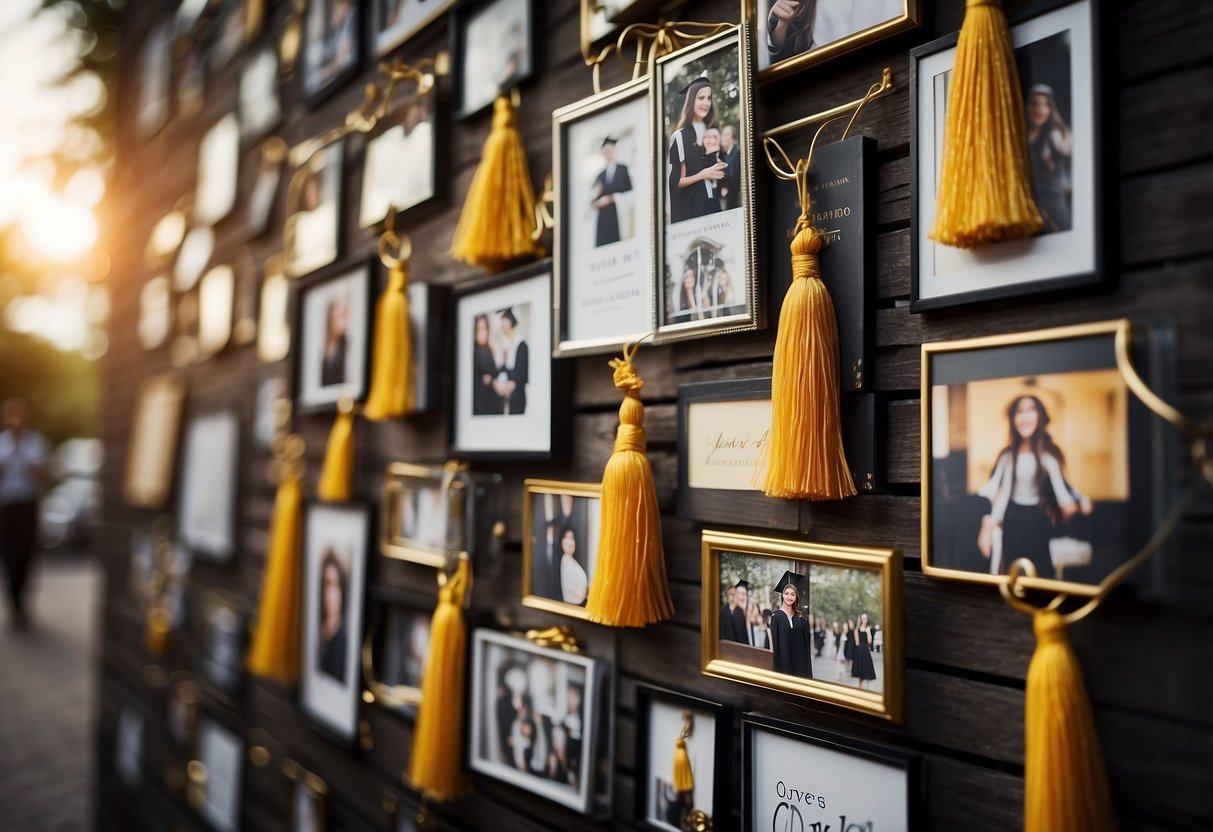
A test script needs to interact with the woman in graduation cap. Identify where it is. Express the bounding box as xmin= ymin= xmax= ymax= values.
xmin=667 ymin=75 xmax=727 ymax=224
xmin=494 ymin=307 xmax=529 ymax=415
xmin=769 ymin=570 xmax=812 ymax=678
